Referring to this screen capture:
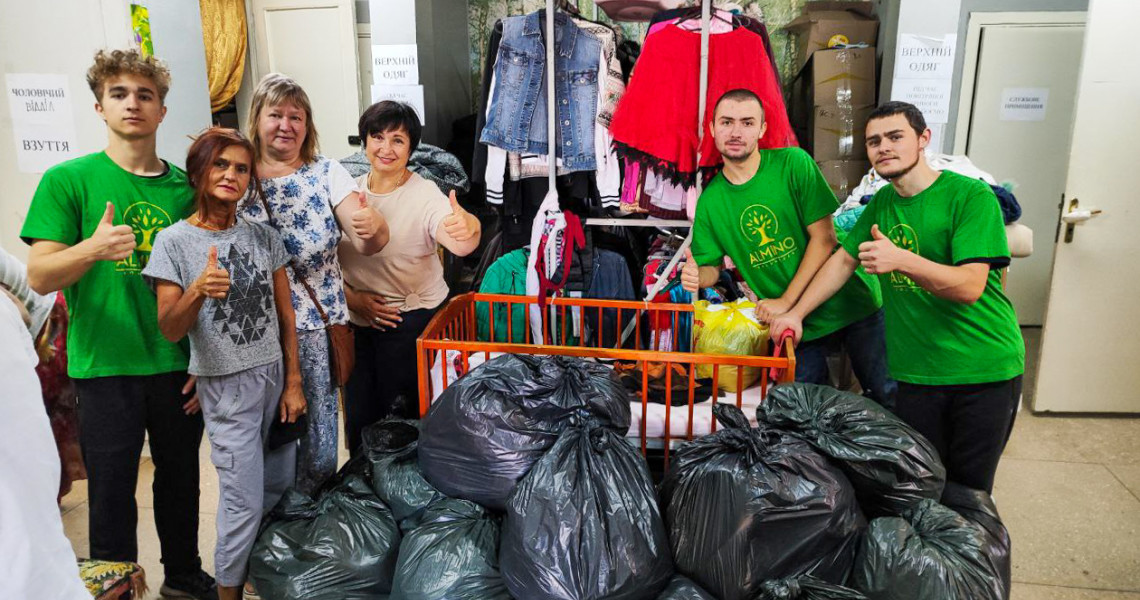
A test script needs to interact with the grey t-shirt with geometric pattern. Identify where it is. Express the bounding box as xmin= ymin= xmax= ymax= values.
xmin=143 ymin=219 xmax=289 ymax=376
